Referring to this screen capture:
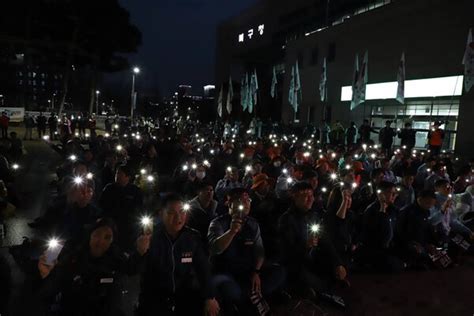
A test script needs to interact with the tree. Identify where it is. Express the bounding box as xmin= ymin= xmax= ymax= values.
xmin=0 ymin=0 xmax=142 ymax=112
